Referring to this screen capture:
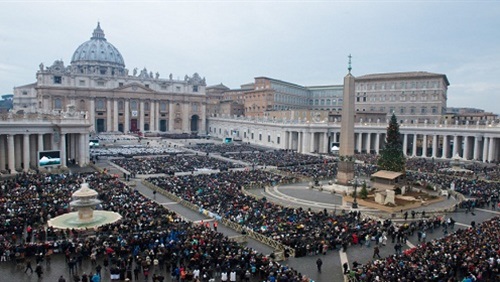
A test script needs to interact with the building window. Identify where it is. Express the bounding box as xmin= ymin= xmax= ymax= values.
xmin=432 ymin=107 xmax=437 ymax=114
xmin=22 ymin=91 xmax=28 ymax=95
xmin=54 ymin=76 xmax=62 ymax=84
xmin=176 ymin=86 xmax=181 ymax=92
xmin=145 ymin=84 xmax=149 ymax=88
xmin=268 ymin=135 xmax=271 ymax=142
xmin=259 ymin=134 xmax=262 ymax=141
xmin=193 ymin=85 xmax=198 ymax=92
xmin=130 ymin=100 xmax=138 ymax=111
xmin=277 ymin=137 xmax=280 ymax=144
xmin=96 ymin=99 xmax=105 ymax=110
xmin=410 ymin=107 xmax=416 ymax=114
xmin=400 ymin=108 xmax=405 ymax=114
xmin=118 ymin=101 xmax=124 ymax=110
xmin=54 ymin=98 xmax=62 ymax=110
xmin=192 ymin=103 xmax=198 ymax=112
xmin=160 ymin=102 xmax=167 ymax=112
xmin=145 ymin=102 xmax=150 ymax=111
xmin=118 ymin=82 xmax=123 ymax=87
xmin=161 ymin=85 xmax=167 ymax=90
xmin=421 ymin=107 xmax=427 ymax=114
xmin=79 ymin=80 xmax=86 ymax=86
xmin=97 ymin=81 xmax=105 ymax=87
